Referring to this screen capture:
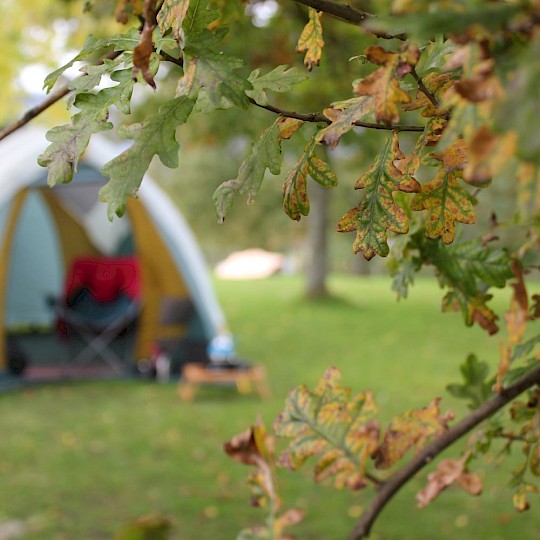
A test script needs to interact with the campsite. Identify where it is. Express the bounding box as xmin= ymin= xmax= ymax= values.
xmin=2 ymin=2 xmax=540 ymax=540
xmin=0 ymin=127 xmax=228 ymax=386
